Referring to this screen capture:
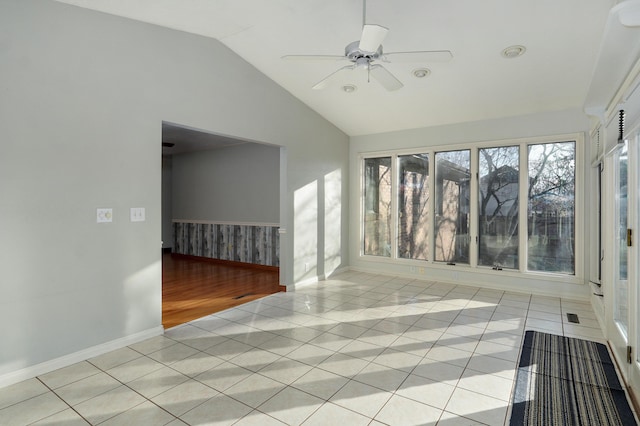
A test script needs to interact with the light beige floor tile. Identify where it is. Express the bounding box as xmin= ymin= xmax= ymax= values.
xmin=234 ymin=410 xmax=287 ymax=425
xmin=225 ymin=373 xmax=284 ymax=408
xmin=328 ymin=323 xmax=369 ymax=339
xmin=0 ymin=377 xmax=49 ymax=410
xmin=180 ymin=393 xmax=252 ymax=426
xmin=302 ymin=402 xmax=370 ymax=426
xmin=465 ymin=354 xmax=517 ymax=380
xmin=563 ymin=324 xmax=605 ymax=340
xmin=166 ymin=326 xmax=230 ymax=351
xmin=38 ymin=361 xmax=100 ymax=389
xmin=329 ymin=380 xmax=392 ymax=418
xmin=353 ymin=361 xmax=409 ymax=392
xmin=273 ymin=326 xmax=325 ymax=343
xmin=233 ymin=330 xmax=281 ymax=347
xmin=424 ymin=345 xmax=473 ymax=368
xmin=372 ymin=348 xmax=422 ymax=372
xmin=204 ymin=339 xmax=254 ymax=360
xmin=356 ymin=328 xmax=401 ymax=347
xmin=480 ymin=330 xmax=523 ymax=347
xmin=395 ymin=373 xmax=456 ymax=409
xmin=194 ymin=362 xmax=253 ymax=392
xmin=151 ymin=379 xmax=218 ymax=417
xmin=73 ymin=385 xmax=146 ymax=425
xmin=228 ymin=348 xmax=281 ymax=372
xmin=437 ymin=333 xmax=480 ymax=353
xmin=100 ymin=400 xmax=175 ymax=425
xmin=525 ymin=317 xmax=564 ymax=334
xmin=308 ymin=332 xmax=352 ymax=352
xmin=259 ymin=358 xmax=313 ymax=385
xmin=54 ymin=371 xmax=121 ymax=406
xmin=457 ymin=369 xmax=514 ymax=402
xmin=338 ymin=339 xmax=385 ymax=361
xmin=258 ymin=387 xmax=324 ymax=425
xmin=526 ymin=309 xmax=562 ymax=322
xmin=0 ymin=392 xmax=68 ymax=425
xmin=412 ymin=358 xmax=465 ymax=386
xmin=30 ymin=408 xmax=90 ymax=425
xmin=287 ymin=343 xmax=335 ymax=366
xmin=375 ymin=394 xmax=442 ymax=426
xmin=127 ymin=366 xmax=189 ymax=399
xmin=444 ymin=387 xmax=508 ymax=425
xmin=317 ymin=353 xmax=369 ymax=378
xmin=387 ymin=335 xmax=434 ymax=358
xmin=473 ymin=341 xmax=520 ymax=362
xmin=291 ymin=367 xmax=350 ymax=400
xmin=169 ymin=351 xmax=226 ymax=378
xmin=165 ymin=419 xmax=189 ymax=426
xmin=106 ymin=355 xmax=165 ymax=383
xmin=147 ymin=342 xmax=200 ymax=365
xmin=89 ymin=347 xmax=142 ymax=371
xmin=437 ymin=410 xmax=489 ymax=425
xmin=129 ymin=335 xmax=178 ymax=355
xmin=256 ymin=334 xmax=303 ymax=356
